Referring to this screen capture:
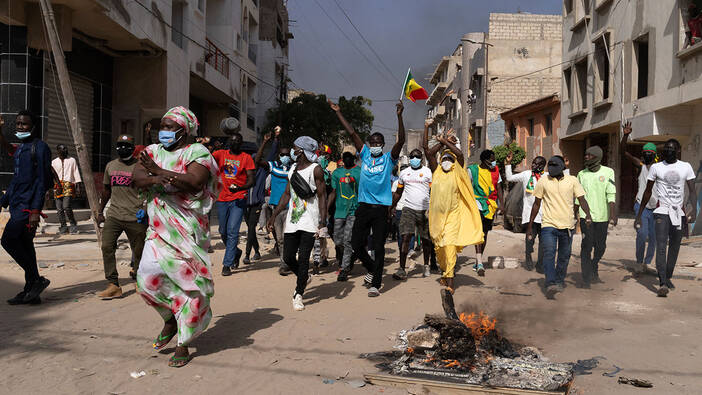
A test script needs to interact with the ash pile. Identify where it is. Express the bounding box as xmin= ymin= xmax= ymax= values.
xmin=365 ymin=290 xmax=574 ymax=392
